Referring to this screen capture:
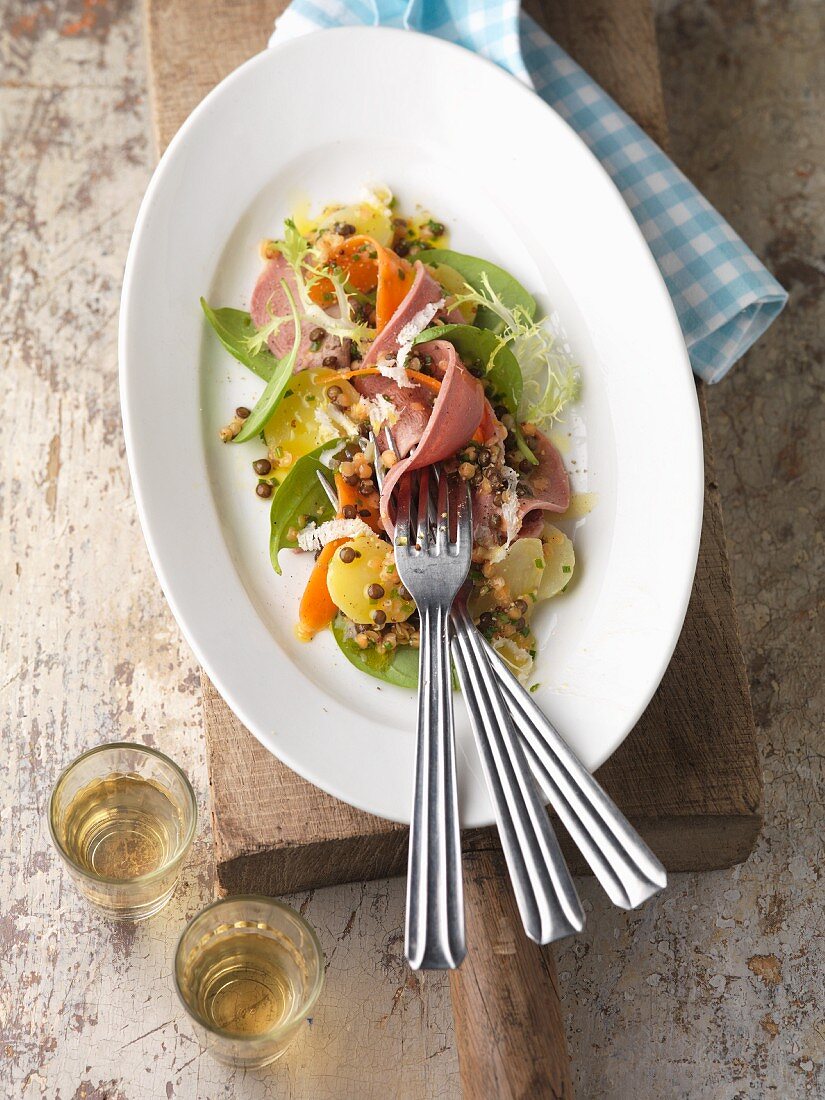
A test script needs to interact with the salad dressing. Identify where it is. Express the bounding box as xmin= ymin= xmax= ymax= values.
xmin=565 ymin=492 xmax=597 ymax=518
